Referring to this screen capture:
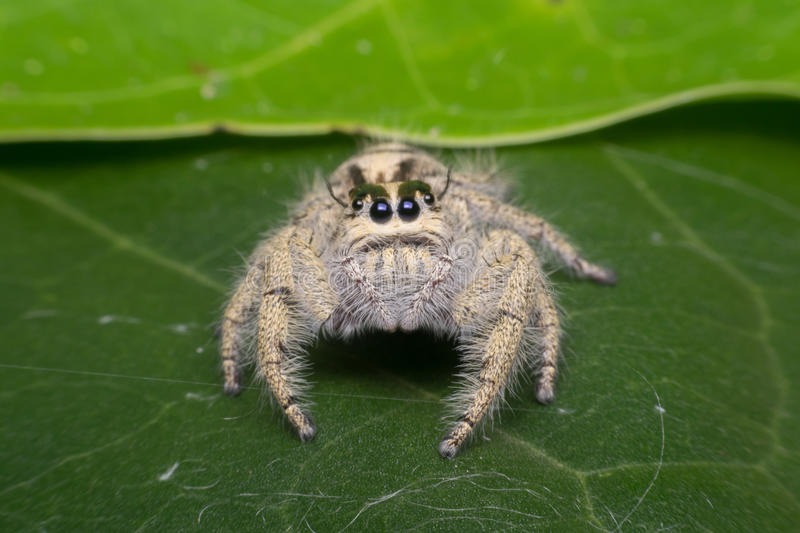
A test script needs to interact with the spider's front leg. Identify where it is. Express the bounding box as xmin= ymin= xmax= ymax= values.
xmin=441 ymin=230 xmax=559 ymax=458
xmin=221 ymin=227 xmax=338 ymax=442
